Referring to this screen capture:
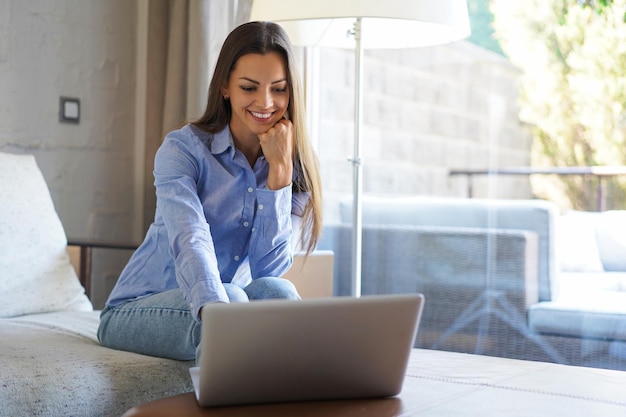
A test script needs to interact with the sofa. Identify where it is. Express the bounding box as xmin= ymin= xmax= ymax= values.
xmin=0 ymin=152 xmax=333 ymax=417
xmin=318 ymin=195 xmax=626 ymax=371
xmin=529 ymin=209 xmax=626 ymax=366
xmin=0 ymin=152 xmax=195 ymax=417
